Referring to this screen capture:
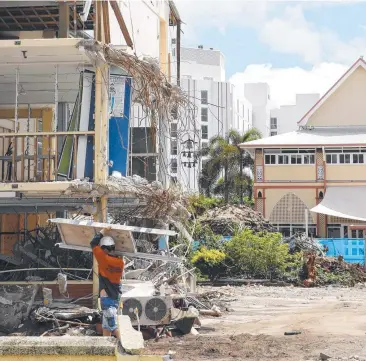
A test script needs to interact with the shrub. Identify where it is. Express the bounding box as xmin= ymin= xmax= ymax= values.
xmin=191 ymin=247 xmax=227 ymax=281
xmin=188 ymin=194 xmax=223 ymax=216
xmin=225 ymin=229 xmax=288 ymax=279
